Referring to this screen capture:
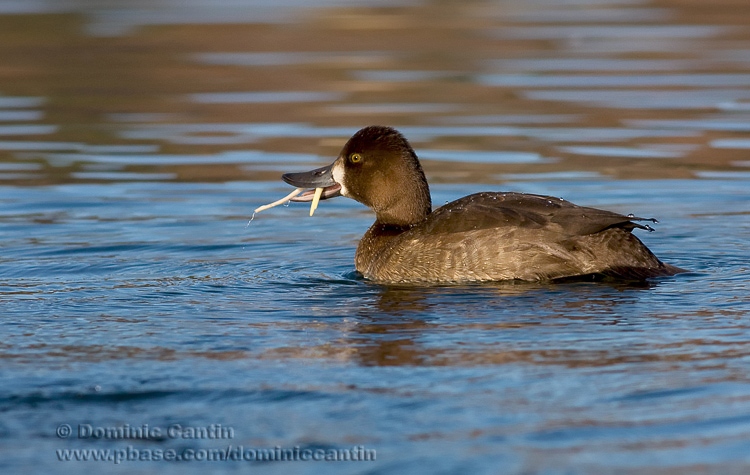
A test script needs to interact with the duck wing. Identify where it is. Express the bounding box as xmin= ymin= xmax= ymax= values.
xmin=422 ymin=192 xmax=655 ymax=237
